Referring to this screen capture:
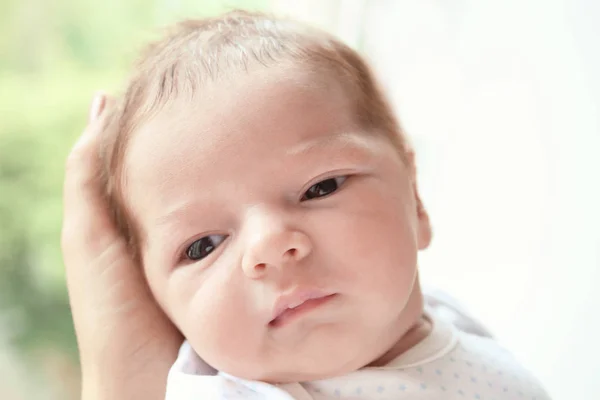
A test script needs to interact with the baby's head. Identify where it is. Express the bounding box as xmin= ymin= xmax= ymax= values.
xmin=101 ymin=11 xmax=432 ymax=383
